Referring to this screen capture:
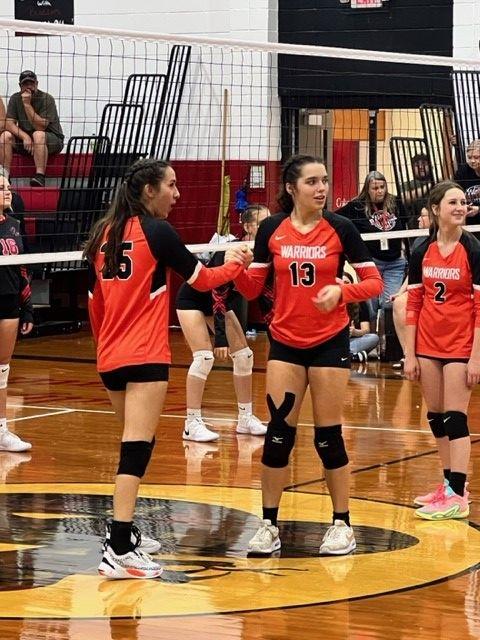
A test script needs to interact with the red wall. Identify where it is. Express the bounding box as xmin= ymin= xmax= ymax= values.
xmin=169 ymin=160 xmax=281 ymax=244
xmin=331 ymin=140 xmax=359 ymax=211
